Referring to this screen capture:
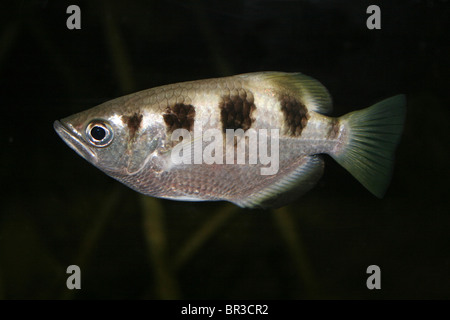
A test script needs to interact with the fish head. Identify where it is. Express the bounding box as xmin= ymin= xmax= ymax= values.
xmin=54 ymin=100 xmax=165 ymax=177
